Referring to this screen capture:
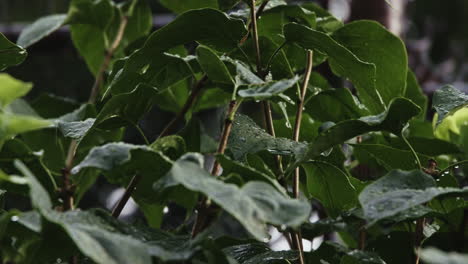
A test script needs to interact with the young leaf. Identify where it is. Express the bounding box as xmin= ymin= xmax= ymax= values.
xmin=359 ymin=169 xmax=468 ymax=225
xmin=332 ymin=20 xmax=408 ymax=106
xmin=0 ymin=33 xmax=27 ymax=71
xmin=284 ymin=23 xmax=385 ymax=114
xmin=162 ymin=153 xmax=311 ymax=240
xmin=159 ymin=0 xmax=239 ymax=13
xmin=224 ymin=243 xmax=298 ymax=263
xmin=0 ymin=74 xmax=33 ymax=108
xmin=303 ymin=161 xmax=358 ymax=217
xmin=17 ymin=14 xmax=68 ymax=48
